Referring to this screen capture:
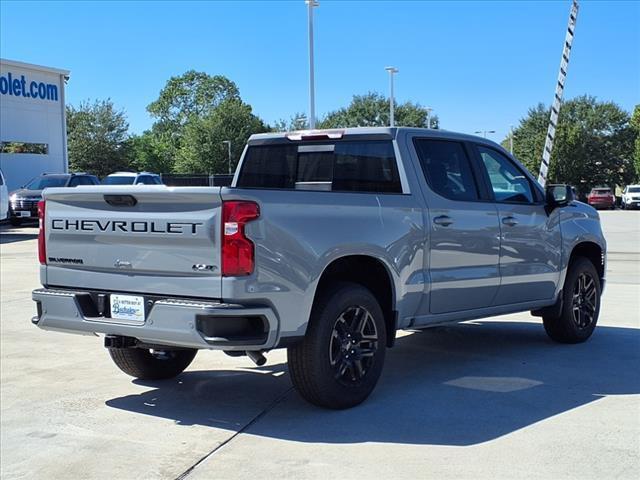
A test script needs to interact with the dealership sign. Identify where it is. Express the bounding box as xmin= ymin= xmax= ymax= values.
xmin=0 ymin=71 xmax=58 ymax=101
